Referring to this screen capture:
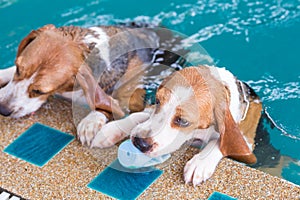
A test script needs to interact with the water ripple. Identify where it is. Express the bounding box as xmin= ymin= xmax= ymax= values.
xmin=61 ymin=0 xmax=300 ymax=44
xmin=247 ymin=75 xmax=300 ymax=102
xmin=176 ymin=0 xmax=300 ymax=44
xmin=0 ymin=0 xmax=17 ymax=9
